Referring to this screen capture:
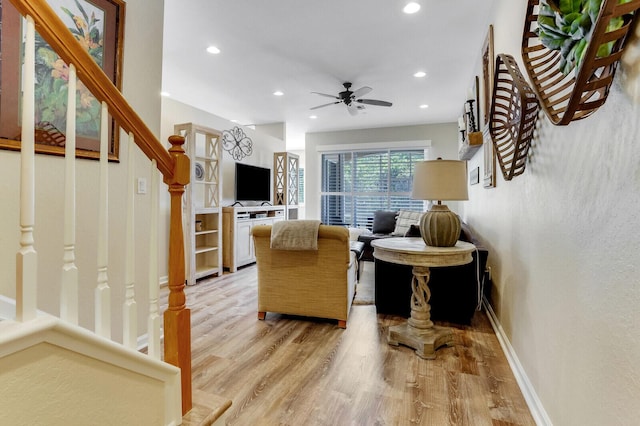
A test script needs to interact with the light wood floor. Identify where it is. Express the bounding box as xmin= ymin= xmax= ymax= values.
xmin=165 ymin=264 xmax=535 ymax=426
